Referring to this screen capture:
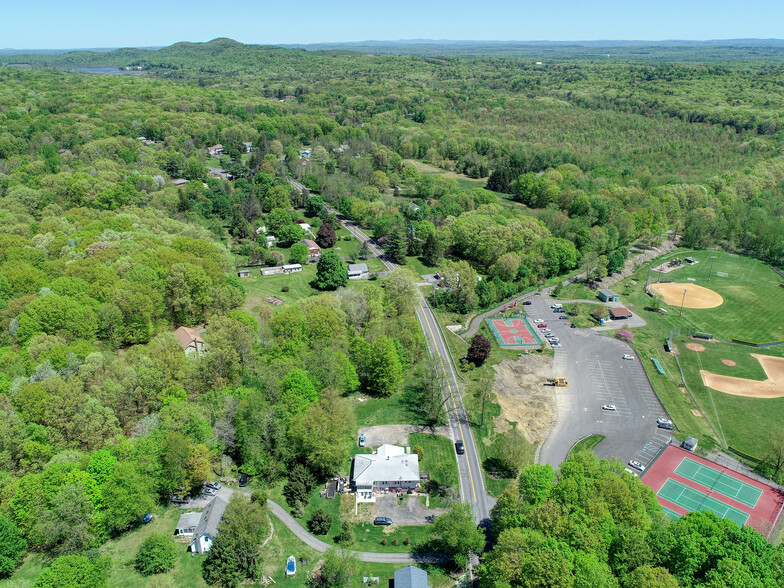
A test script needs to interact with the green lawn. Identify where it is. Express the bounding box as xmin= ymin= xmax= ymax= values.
xmin=239 ymin=263 xmax=319 ymax=314
xmin=552 ymin=282 xmax=597 ymax=301
xmin=409 ymin=433 xmax=460 ymax=504
xmin=563 ymin=302 xmax=605 ymax=328
xmin=569 ymin=434 xmax=606 ymax=456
